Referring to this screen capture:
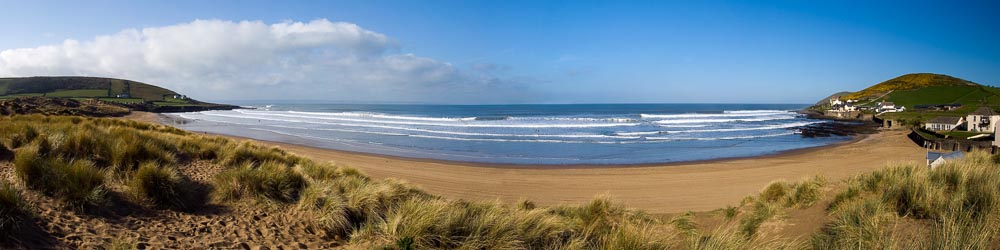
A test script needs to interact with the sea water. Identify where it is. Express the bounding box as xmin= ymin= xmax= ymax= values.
xmin=169 ymin=103 xmax=849 ymax=165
